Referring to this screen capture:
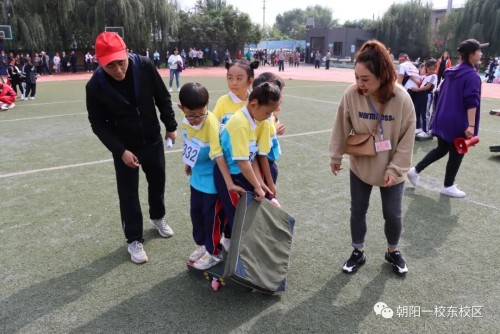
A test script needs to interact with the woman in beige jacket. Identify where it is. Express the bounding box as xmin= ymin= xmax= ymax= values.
xmin=329 ymin=40 xmax=416 ymax=276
